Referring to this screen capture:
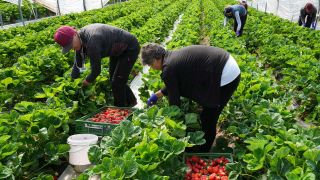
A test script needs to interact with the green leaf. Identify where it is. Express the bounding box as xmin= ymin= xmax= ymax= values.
xmin=274 ymin=146 xmax=291 ymax=159
xmin=301 ymin=172 xmax=316 ymax=180
xmin=123 ymin=151 xmax=138 ymax=178
xmin=1 ymin=77 xmax=13 ymax=89
xmin=0 ymin=144 xmax=18 ymax=159
xmin=88 ymin=145 xmax=102 ymax=164
xmin=187 ymin=131 xmax=205 ymax=145
xmin=0 ymin=135 xmax=11 ymax=145
xmin=57 ymin=144 xmax=70 ymax=154
xmin=0 ymin=164 xmax=13 ymax=179
xmin=160 ymin=106 xmax=182 ymax=118
xmin=226 ymin=163 xmax=242 ymax=180
xmin=285 ymin=167 xmax=303 ymax=180
xmin=303 ymin=149 xmax=320 ymax=162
